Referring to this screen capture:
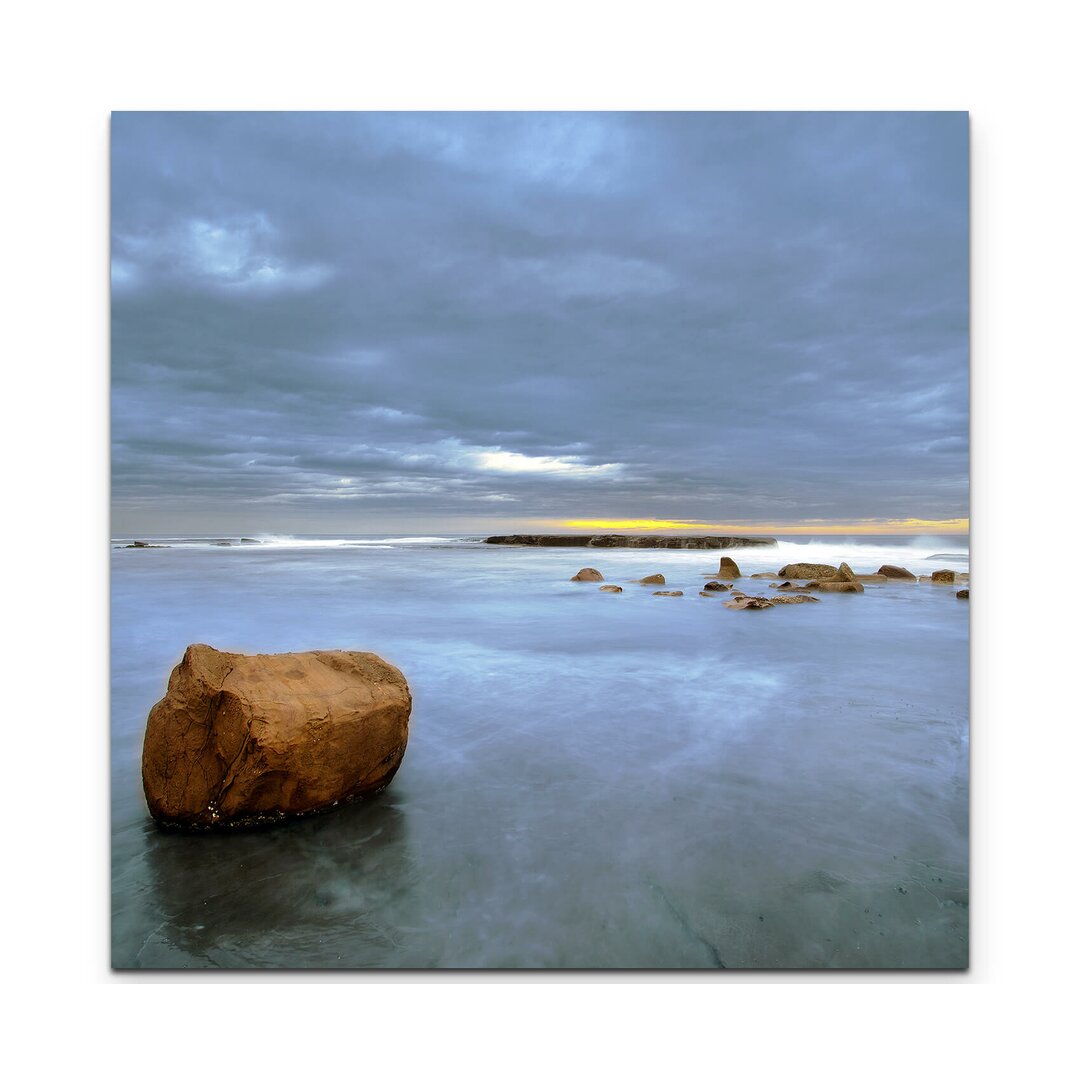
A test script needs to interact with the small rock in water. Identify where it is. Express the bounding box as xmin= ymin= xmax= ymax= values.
xmin=571 ymin=567 xmax=604 ymax=582
xmin=635 ymin=573 xmax=666 ymax=585
xmin=598 ymin=584 xmax=623 ymax=593
xmin=723 ymin=595 xmax=774 ymax=610
xmin=750 ymin=572 xmax=778 ymax=579
xmin=778 ymin=562 xmax=842 ymax=581
xmin=652 ymin=590 xmax=684 ymax=597
xmin=931 ymin=569 xmax=957 ymax=584
xmin=956 ymin=588 xmax=969 ymax=599
xmin=805 ymin=580 xmax=864 ymax=593
xmin=877 ymin=564 xmax=916 ymax=580
xmin=702 ymin=581 xmax=730 ymax=592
